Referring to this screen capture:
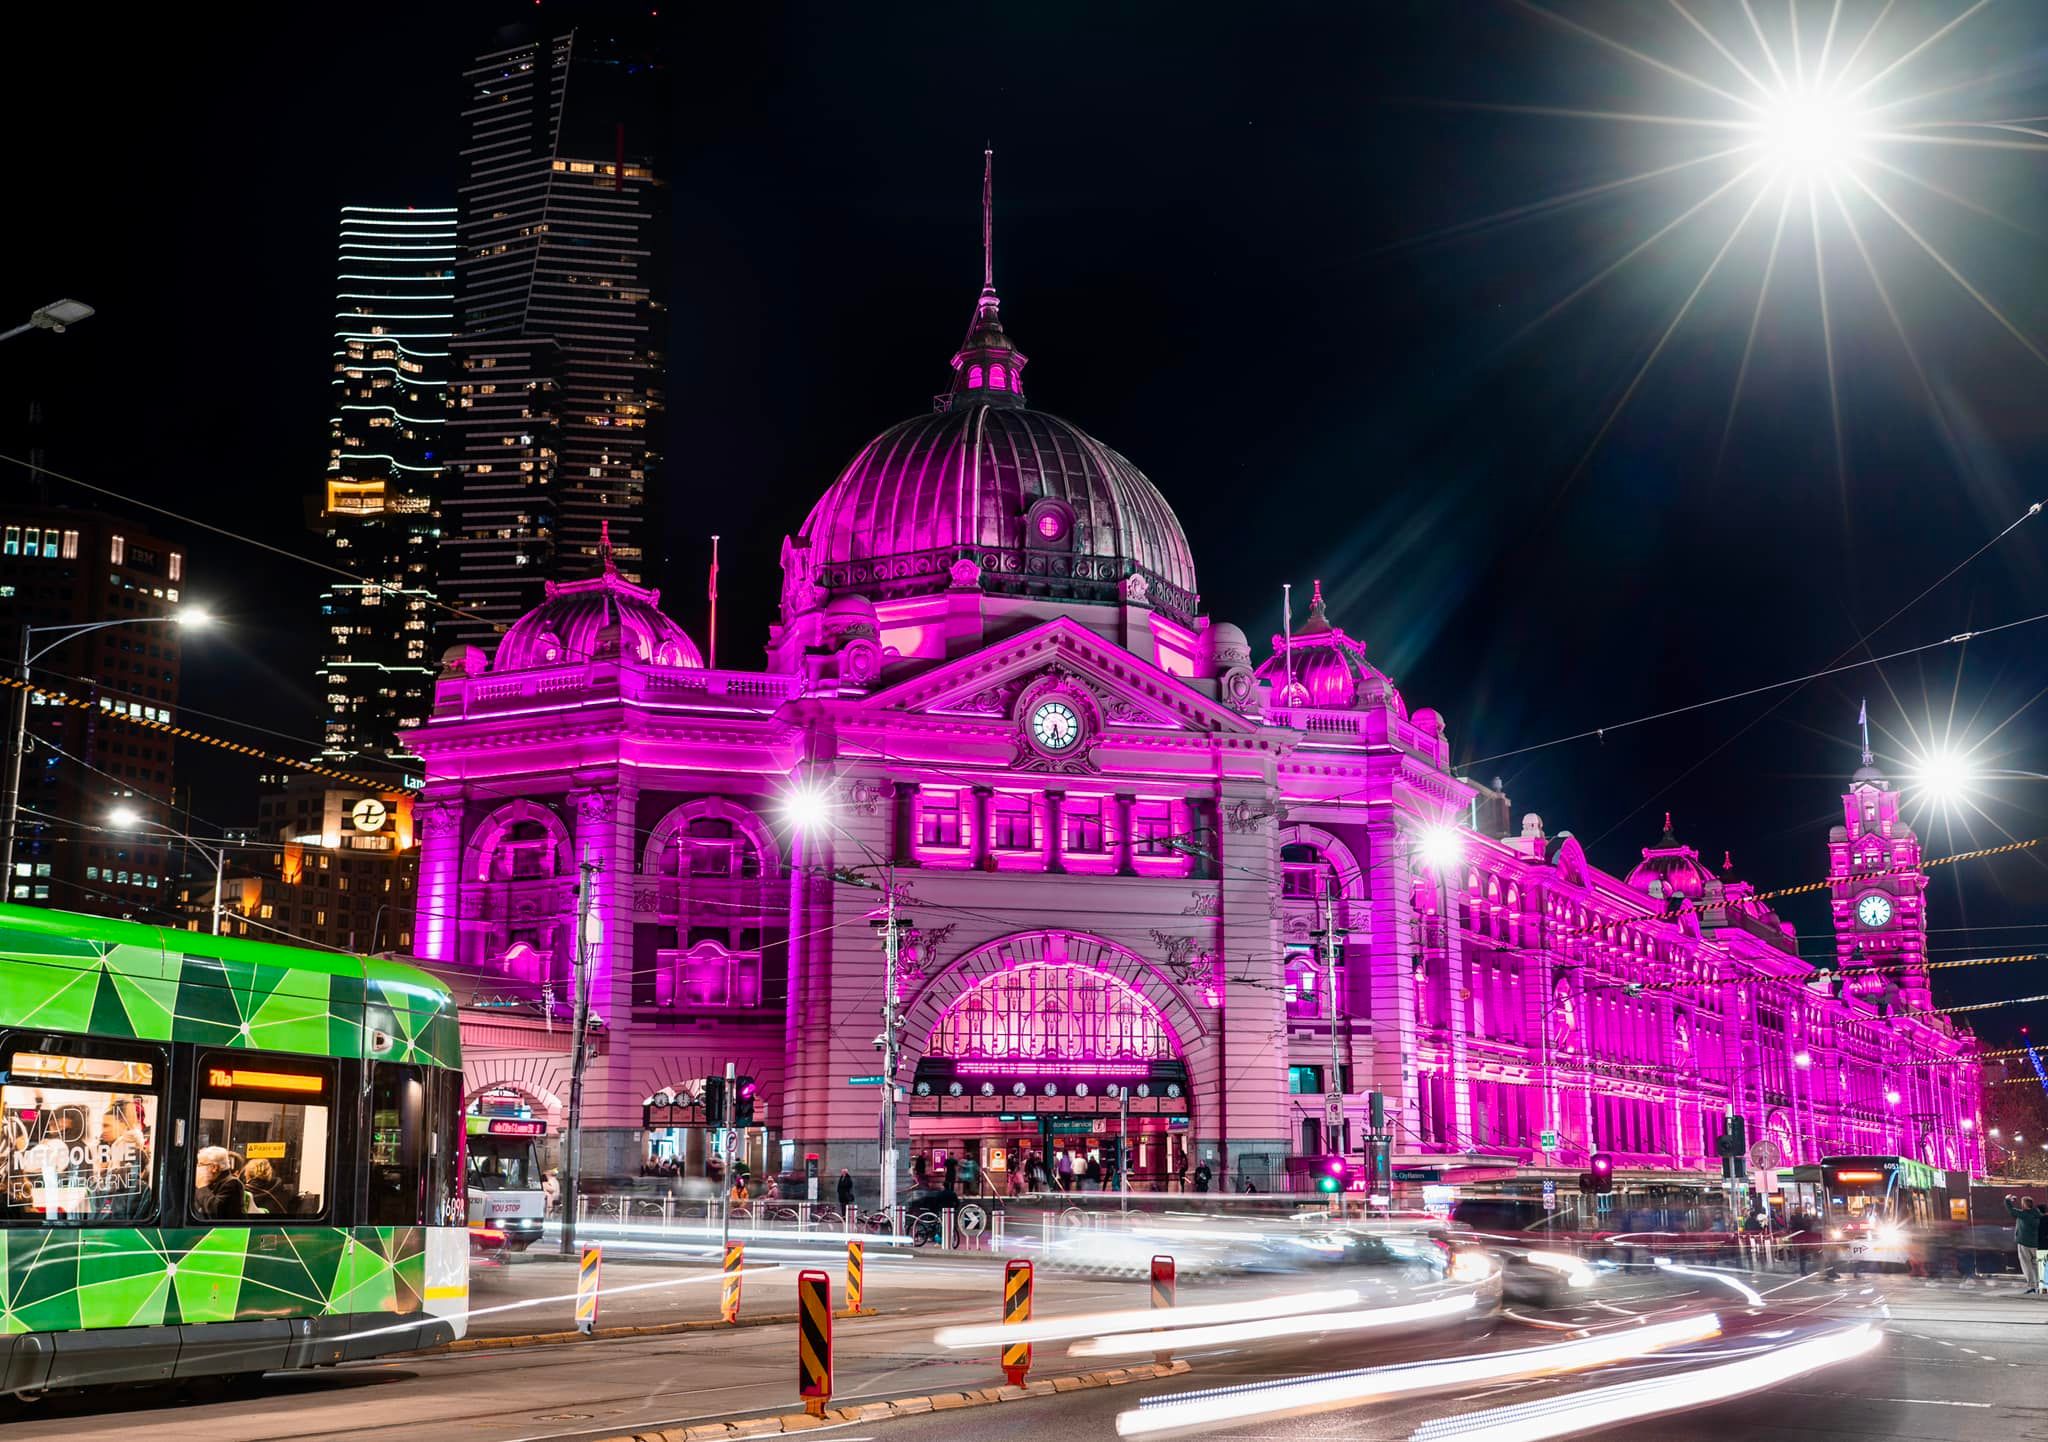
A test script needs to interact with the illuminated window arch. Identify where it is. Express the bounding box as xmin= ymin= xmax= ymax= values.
xmin=926 ymin=962 xmax=1176 ymax=1063
xmin=968 ymin=364 xmax=984 ymax=388
xmin=990 ymin=363 xmax=1006 ymax=390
